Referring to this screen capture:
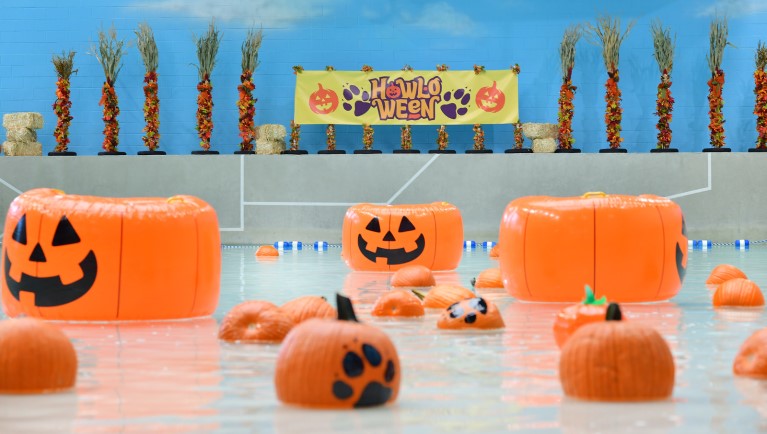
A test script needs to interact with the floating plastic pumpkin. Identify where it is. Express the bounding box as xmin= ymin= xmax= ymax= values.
xmin=488 ymin=245 xmax=500 ymax=259
xmin=472 ymin=268 xmax=503 ymax=289
xmin=552 ymin=286 xmax=609 ymax=348
xmin=0 ymin=317 xmax=77 ymax=394
xmin=419 ymin=284 xmax=475 ymax=309
xmin=475 ymin=81 xmax=506 ymax=113
xmin=341 ymin=202 xmax=463 ymax=272
xmin=1 ymin=189 xmax=221 ymax=320
xmin=498 ymin=192 xmax=687 ymax=302
xmin=559 ymin=304 xmax=675 ymax=401
xmin=256 ymin=245 xmax=280 ymax=257
xmin=281 ymin=296 xmax=336 ymax=324
xmin=734 ymin=328 xmax=767 ymax=378
xmin=390 ymin=264 xmax=435 ymax=288
xmin=308 ymin=83 xmax=339 ymax=115
xmin=437 ymin=297 xmax=504 ymax=330
xmin=371 ymin=289 xmax=425 ymax=317
xmin=218 ymin=301 xmax=295 ymax=343
xmin=712 ymin=278 xmax=765 ymax=307
xmin=706 ymin=264 xmax=747 ymax=289
xmin=275 ymin=294 xmax=400 ymax=409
